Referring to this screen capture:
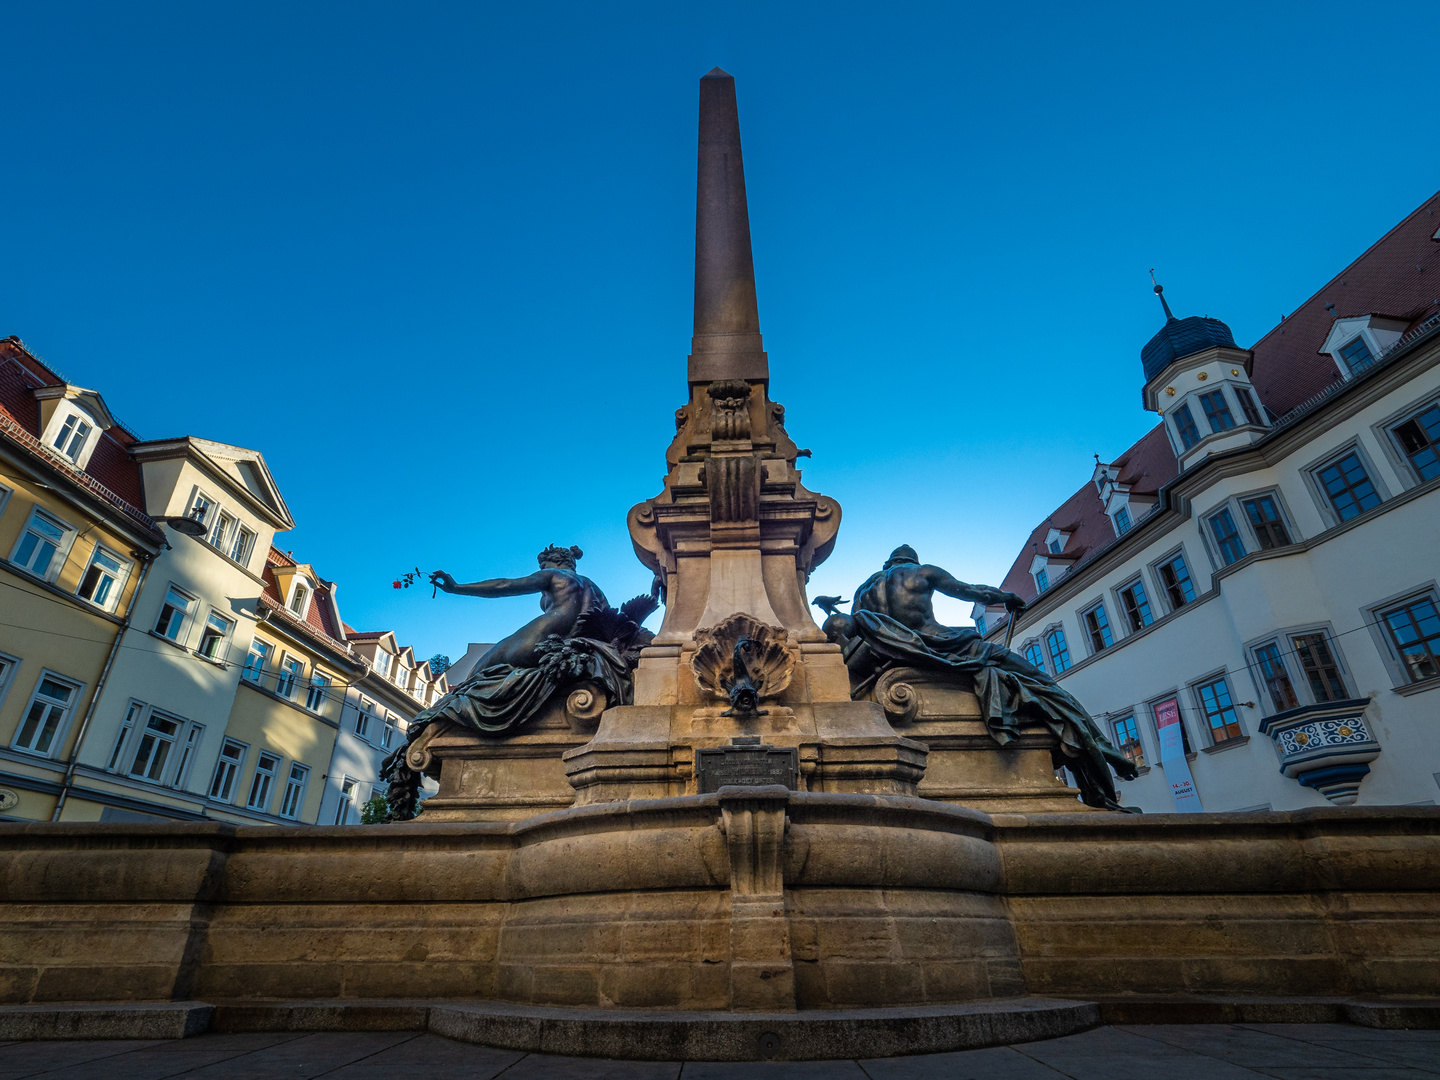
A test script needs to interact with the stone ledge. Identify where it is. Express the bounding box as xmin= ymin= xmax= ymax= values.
xmin=0 ymin=1001 xmax=212 ymax=1040
xmin=423 ymin=996 xmax=1100 ymax=1061
xmin=3 ymin=997 xmax=1437 ymax=1055
xmin=1086 ymin=995 xmax=1440 ymax=1029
